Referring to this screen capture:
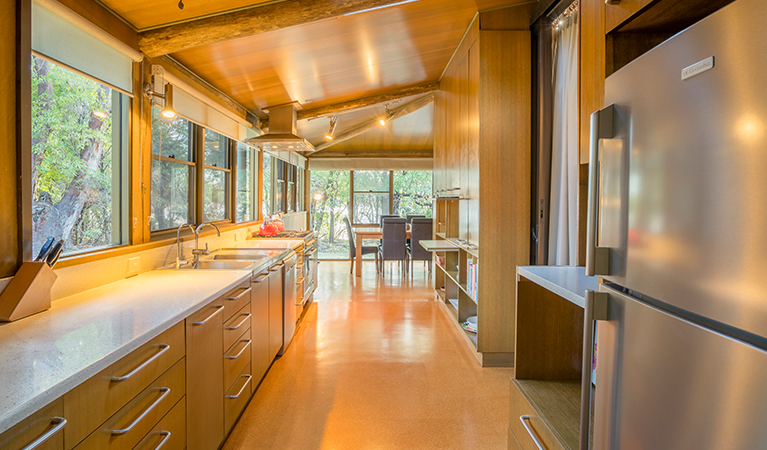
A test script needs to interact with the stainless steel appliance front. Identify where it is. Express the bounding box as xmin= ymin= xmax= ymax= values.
xmin=593 ymin=0 xmax=767 ymax=338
